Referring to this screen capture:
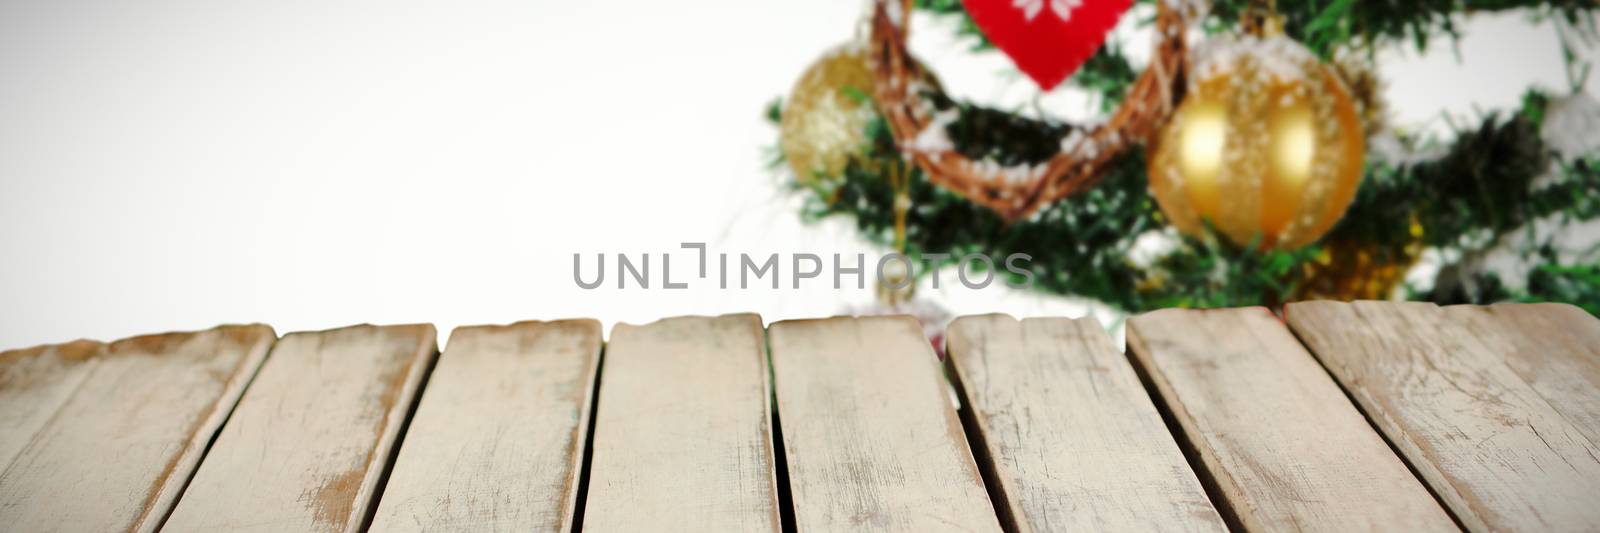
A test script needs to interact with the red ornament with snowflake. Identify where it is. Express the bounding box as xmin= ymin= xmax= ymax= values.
xmin=961 ymin=0 xmax=1132 ymax=90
